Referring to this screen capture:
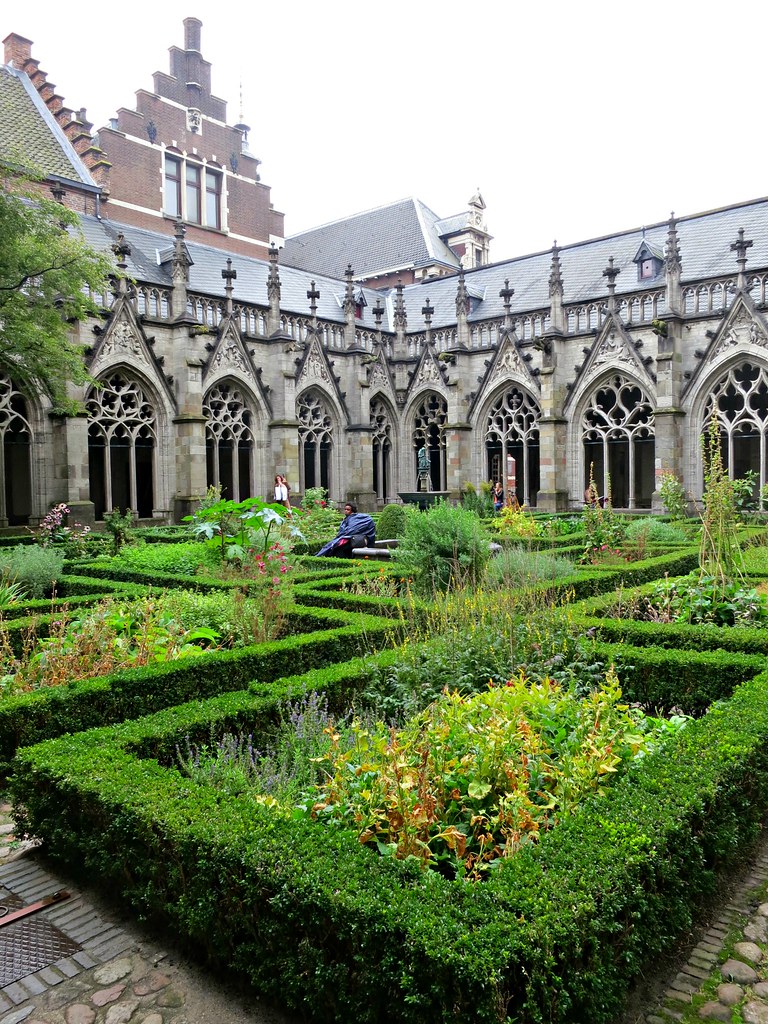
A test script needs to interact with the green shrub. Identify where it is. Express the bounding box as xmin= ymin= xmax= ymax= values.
xmin=625 ymin=517 xmax=687 ymax=545
xmin=376 ymin=503 xmax=407 ymax=539
xmin=394 ymin=501 xmax=491 ymax=594
xmin=110 ymin=541 xmax=219 ymax=576
xmin=485 ymin=545 xmax=575 ymax=586
xmin=0 ymin=544 xmax=65 ymax=598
